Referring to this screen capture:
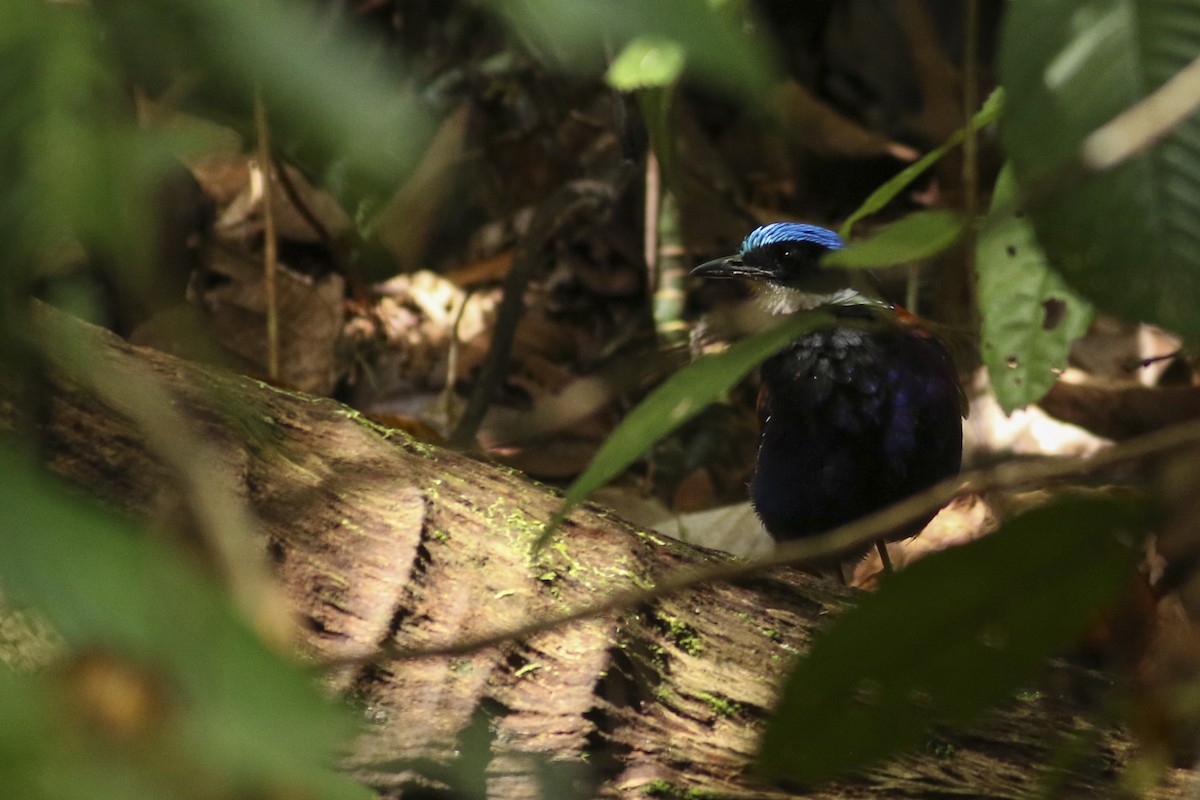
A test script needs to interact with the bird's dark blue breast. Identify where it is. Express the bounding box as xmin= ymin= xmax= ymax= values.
xmin=751 ymin=316 xmax=962 ymax=544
